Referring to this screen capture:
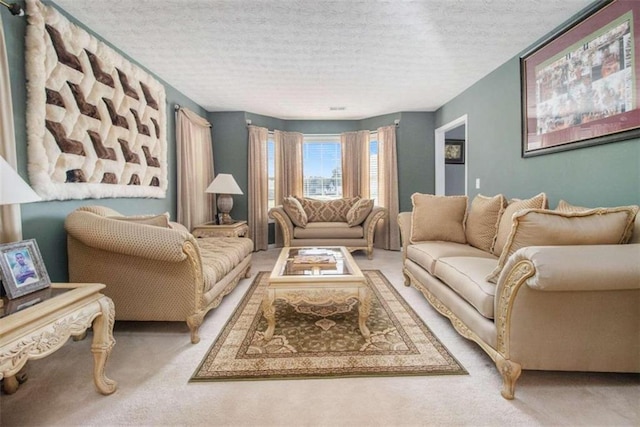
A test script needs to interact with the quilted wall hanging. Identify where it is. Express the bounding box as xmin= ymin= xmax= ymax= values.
xmin=25 ymin=0 xmax=167 ymax=200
